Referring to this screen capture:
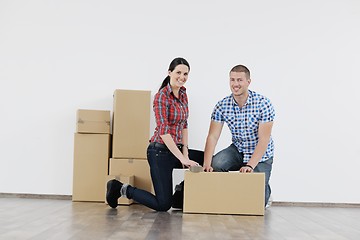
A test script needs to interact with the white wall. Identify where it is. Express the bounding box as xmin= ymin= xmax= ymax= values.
xmin=1 ymin=0 xmax=359 ymax=203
